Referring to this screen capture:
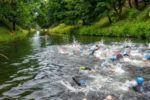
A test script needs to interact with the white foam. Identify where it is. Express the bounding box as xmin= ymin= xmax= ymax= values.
xmin=113 ymin=66 xmax=125 ymax=74
xmin=119 ymin=80 xmax=136 ymax=91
